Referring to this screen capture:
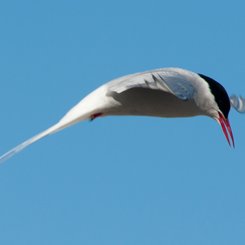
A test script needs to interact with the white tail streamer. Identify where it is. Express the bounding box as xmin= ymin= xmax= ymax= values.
xmin=0 ymin=83 xmax=108 ymax=164
xmin=0 ymin=122 xmax=67 ymax=164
